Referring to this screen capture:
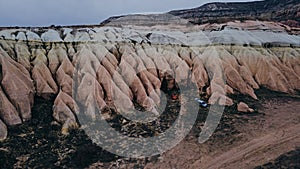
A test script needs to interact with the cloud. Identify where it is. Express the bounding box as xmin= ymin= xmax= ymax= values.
xmin=0 ymin=0 xmax=254 ymax=26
